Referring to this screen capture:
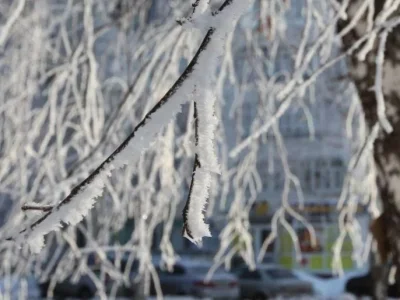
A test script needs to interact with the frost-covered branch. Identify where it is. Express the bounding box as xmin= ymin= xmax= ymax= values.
xmin=182 ymin=91 xmax=220 ymax=244
xmin=0 ymin=0 xmax=26 ymax=49
xmin=7 ymin=0 xmax=249 ymax=254
xmin=1 ymin=0 xmax=394 ymax=297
